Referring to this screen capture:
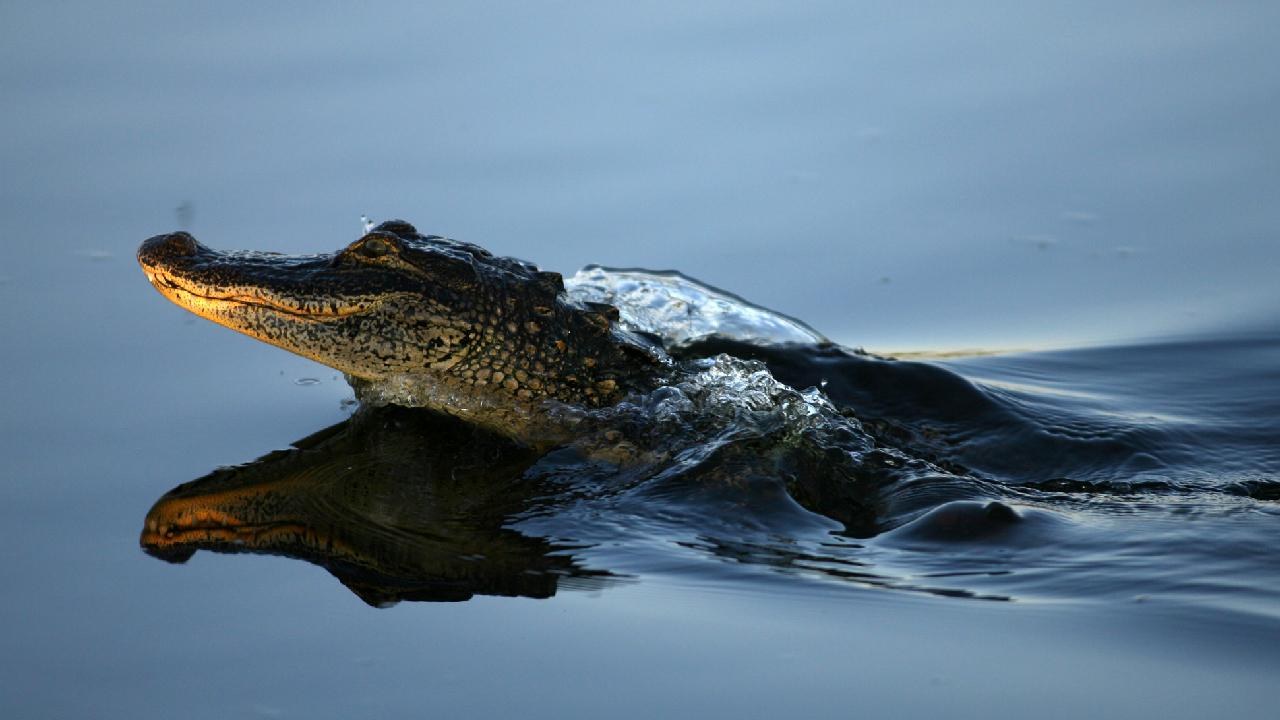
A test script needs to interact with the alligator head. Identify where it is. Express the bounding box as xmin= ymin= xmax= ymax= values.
xmin=138 ymin=220 xmax=667 ymax=443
